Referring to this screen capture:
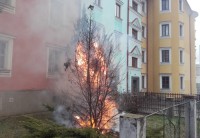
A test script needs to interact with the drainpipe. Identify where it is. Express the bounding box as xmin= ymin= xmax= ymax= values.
xmin=127 ymin=0 xmax=130 ymax=92
xmin=189 ymin=14 xmax=192 ymax=94
xmin=146 ymin=0 xmax=149 ymax=92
